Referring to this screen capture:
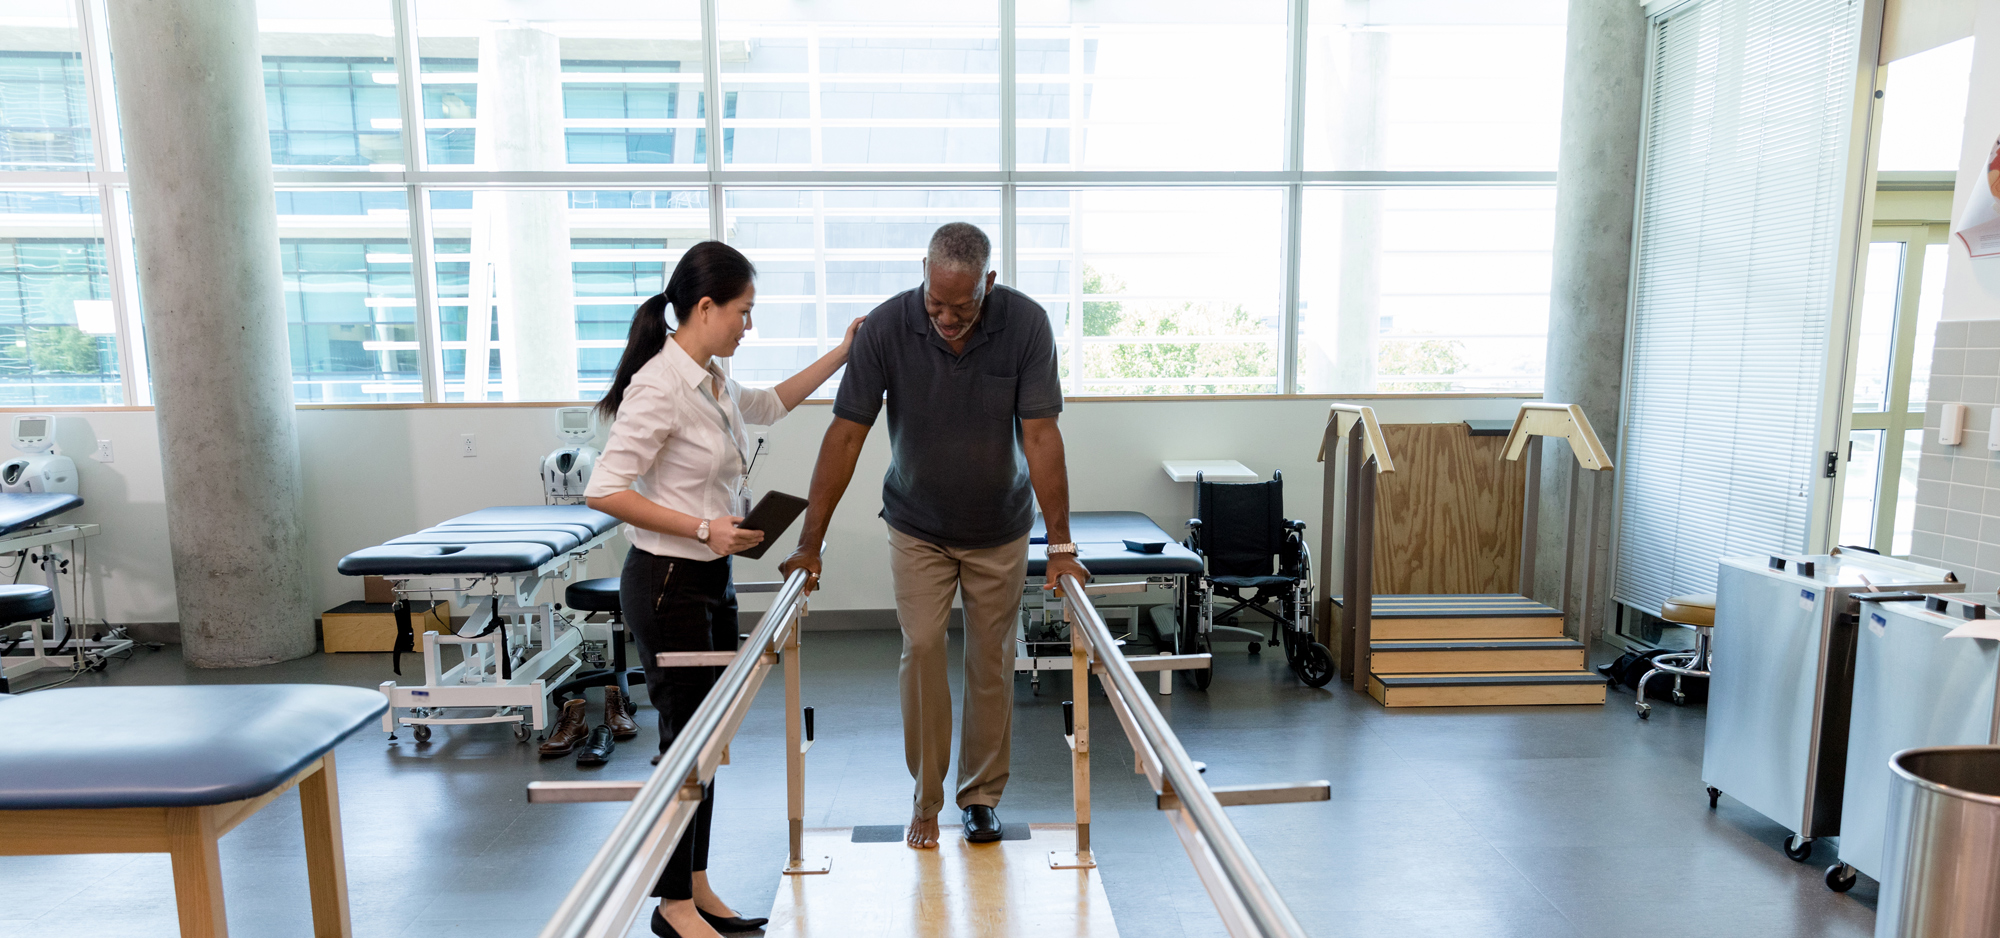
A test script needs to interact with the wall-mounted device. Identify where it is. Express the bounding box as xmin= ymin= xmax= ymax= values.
xmin=1940 ymin=403 xmax=1968 ymax=446
xmin=0 ymin=414 xmax=76 ymax=495
xmin=542 ymin=407 xmax=602 ymax=504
